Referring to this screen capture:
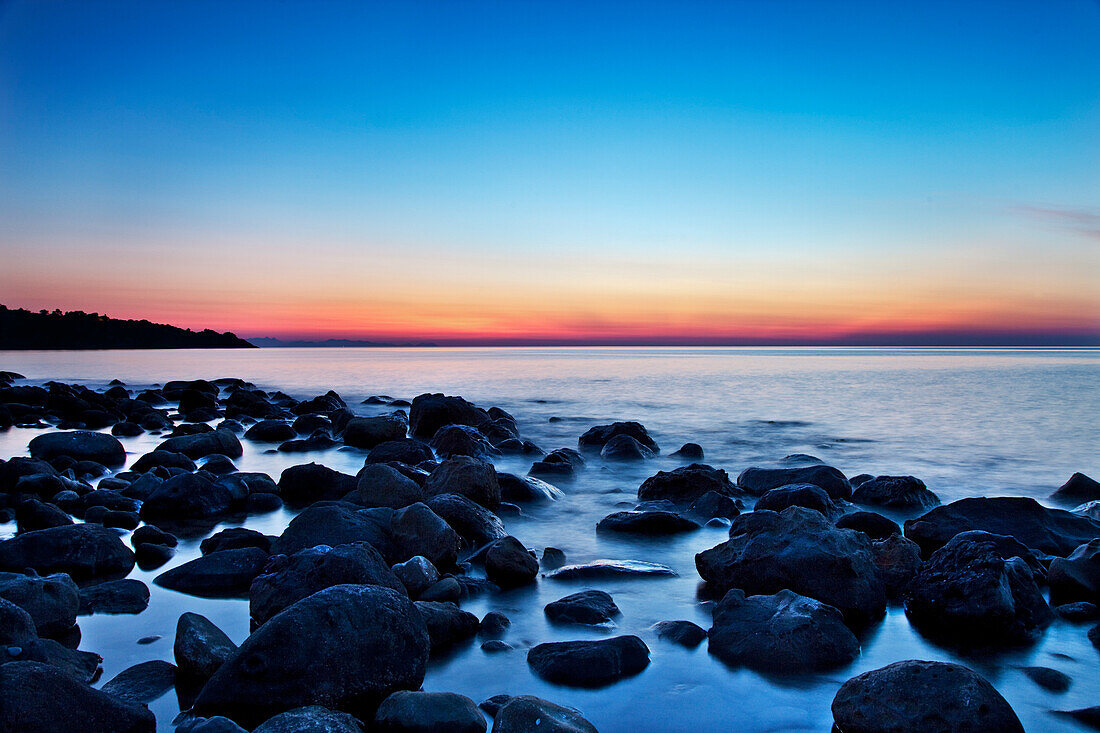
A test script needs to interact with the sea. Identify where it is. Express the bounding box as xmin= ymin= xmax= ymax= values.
xmin=1 ymin=346 xmax=1097 ymax=731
